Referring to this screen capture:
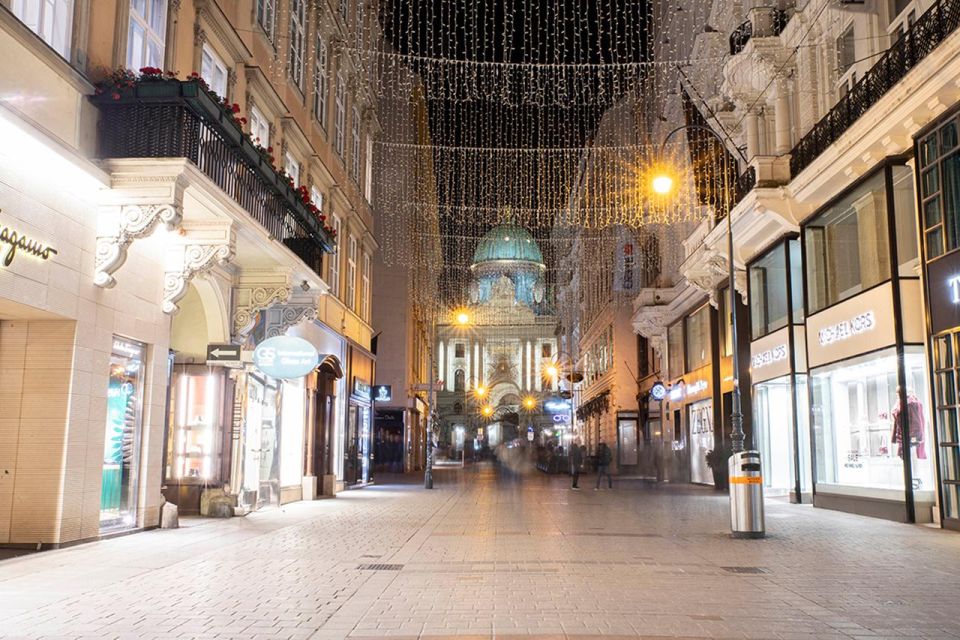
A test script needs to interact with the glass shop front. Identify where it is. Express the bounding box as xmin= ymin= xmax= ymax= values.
xmin=802 ymin=161 xmax=934 ymax=522
xmin=101 ymin=336 xmax=147 ymax=530
xmin=748 ymin=238 xmax=811 ymax=501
